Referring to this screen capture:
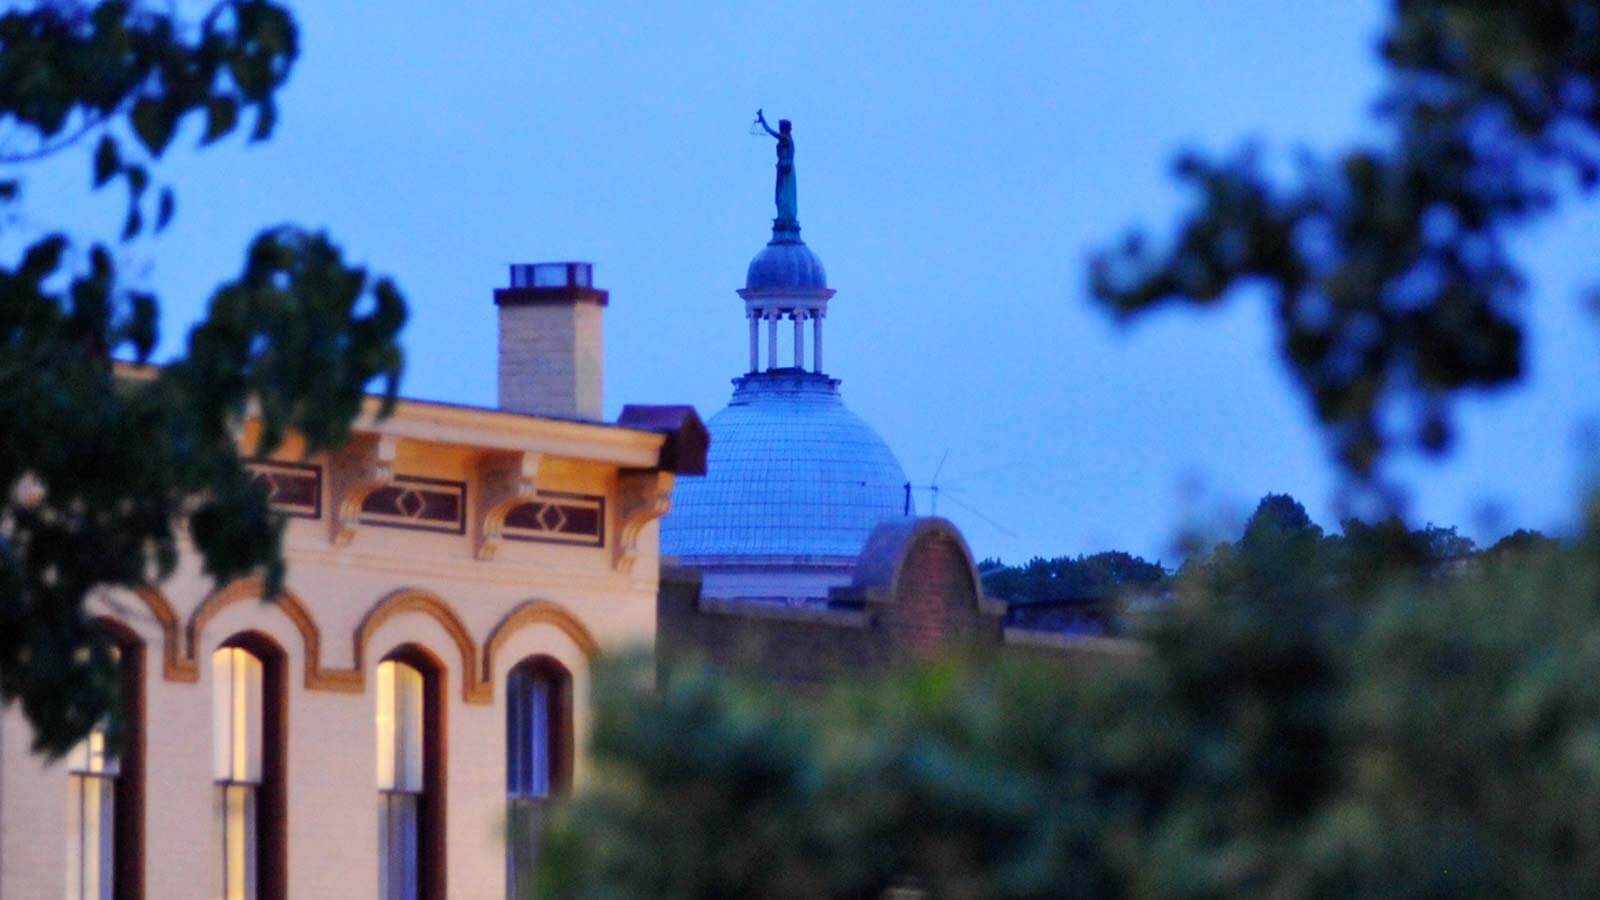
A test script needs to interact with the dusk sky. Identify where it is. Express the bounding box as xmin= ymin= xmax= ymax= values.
xmin=27 ymin=0 xmax=1600 ymax=565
